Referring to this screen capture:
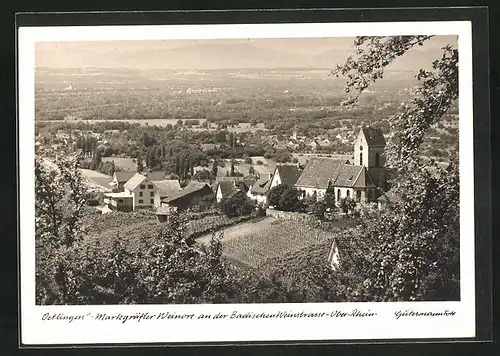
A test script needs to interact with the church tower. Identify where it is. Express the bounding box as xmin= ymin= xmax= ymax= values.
xmin=353 ymin=127 xmax=386 ymax=186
